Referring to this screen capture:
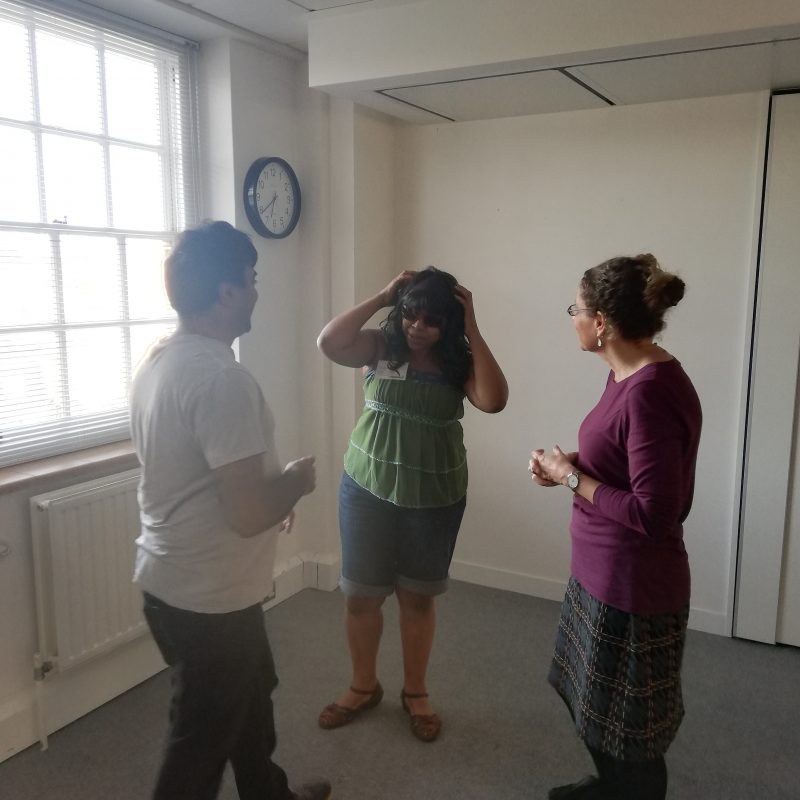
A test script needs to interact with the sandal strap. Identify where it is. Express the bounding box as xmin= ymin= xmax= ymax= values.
xmin=350 ymin=684 xmax=378 ymax=695
xmin=323 ymin=702 xmax=354 ymax=716
xmin=410 ymin=712 xmax=440 ymax=725
xmin=401 ymin=689 xmax=429 ymax=700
